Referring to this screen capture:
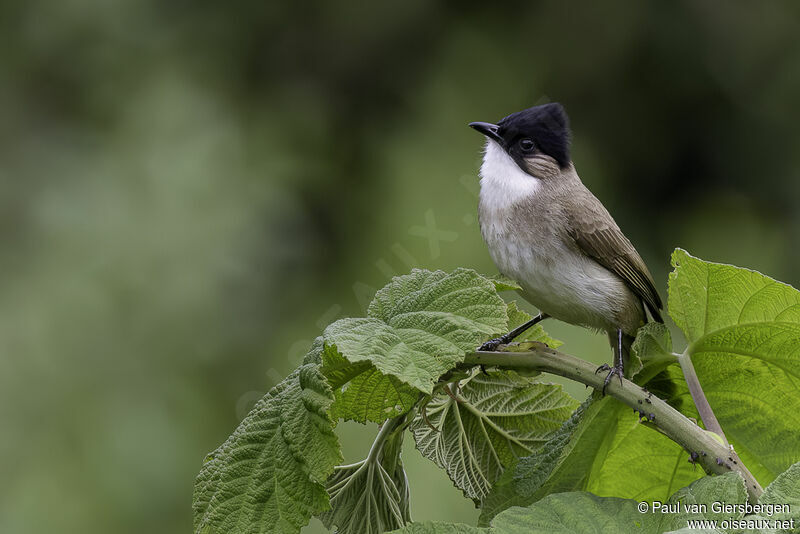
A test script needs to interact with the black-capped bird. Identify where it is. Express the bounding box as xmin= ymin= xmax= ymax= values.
xmin=469 ymin=103 xmax=663 ymax=391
